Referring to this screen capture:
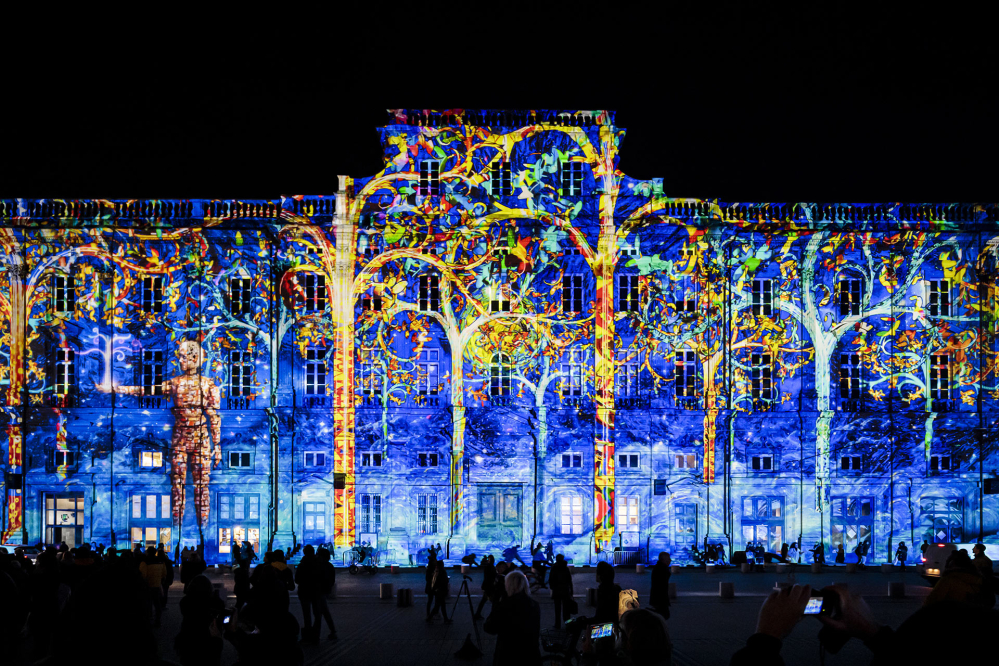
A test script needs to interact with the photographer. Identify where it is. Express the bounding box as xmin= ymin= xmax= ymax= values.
xmin=581 ymin=608 xmax=672 ymax=666
xmin=730 ymin=584 xmax=812 ymax=665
